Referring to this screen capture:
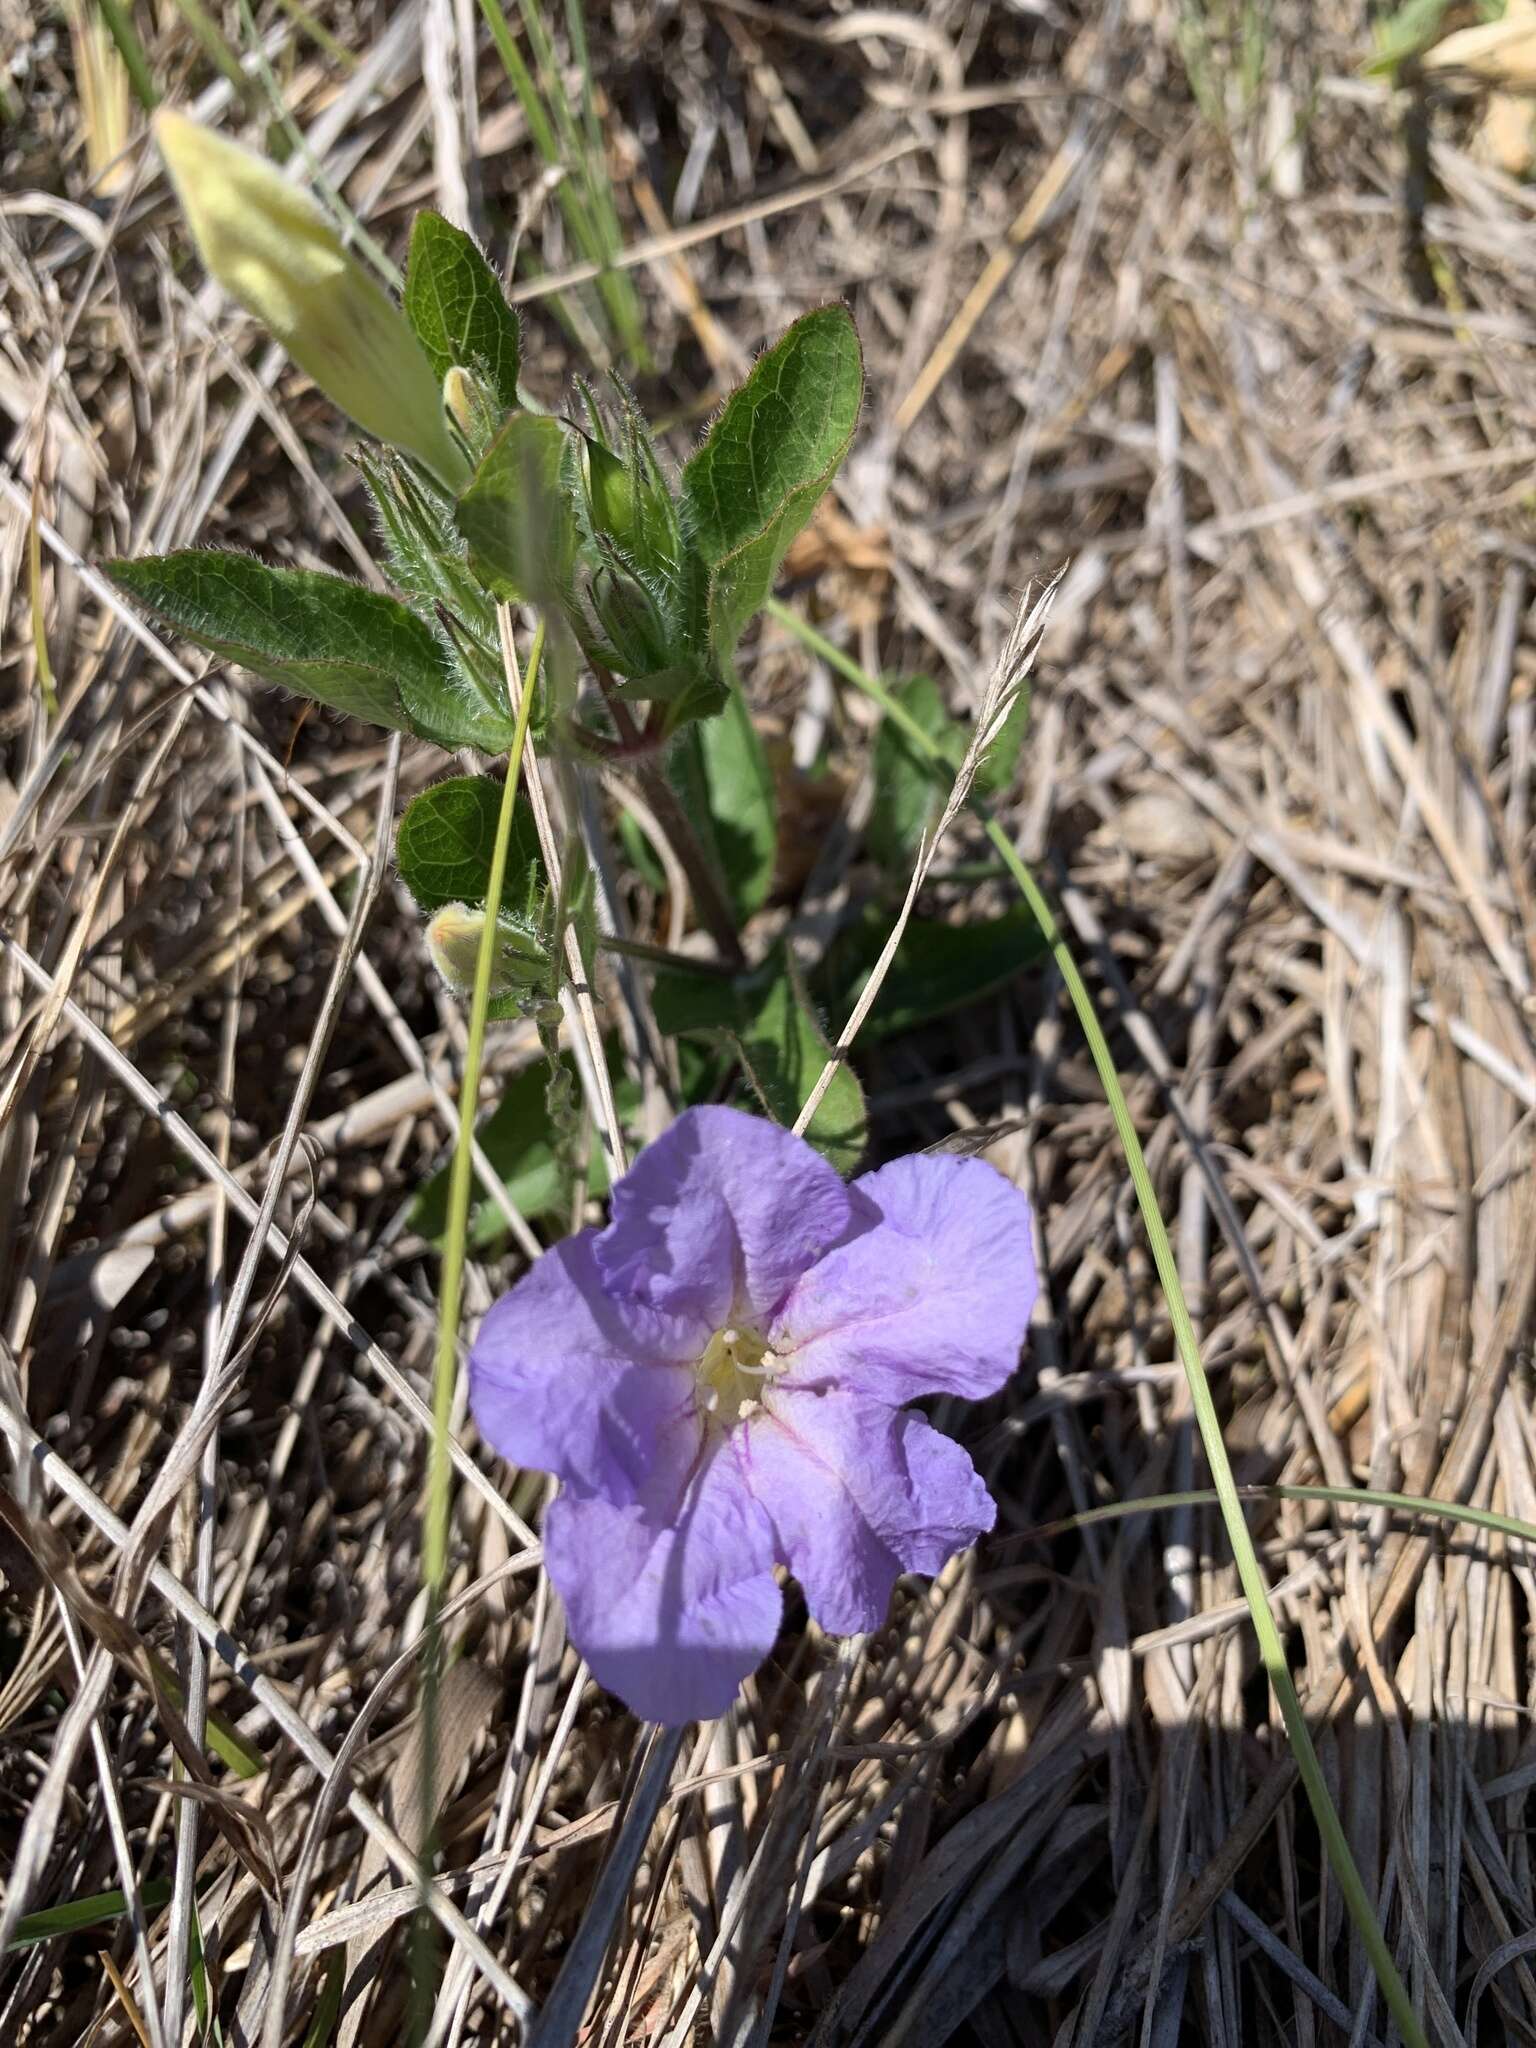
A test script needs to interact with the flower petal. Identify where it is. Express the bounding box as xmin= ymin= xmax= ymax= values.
xmin=772 ymin=1153 xmax=1036 ymax=1403
xmin=595 ymin=1106 xmax=860 ymax=1329
xmin=742 ymin=1387 xmax=994 ymax=1634
xmin=469 ymin=1231 xmax=701 ymax=1506
xmin=544 ymin=1439 xmax=781 ymax=1723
